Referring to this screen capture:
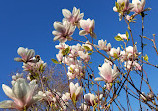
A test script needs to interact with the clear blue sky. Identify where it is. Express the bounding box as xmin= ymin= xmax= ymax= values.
xmin=0 ymin=0 xmax=158 ymax=110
